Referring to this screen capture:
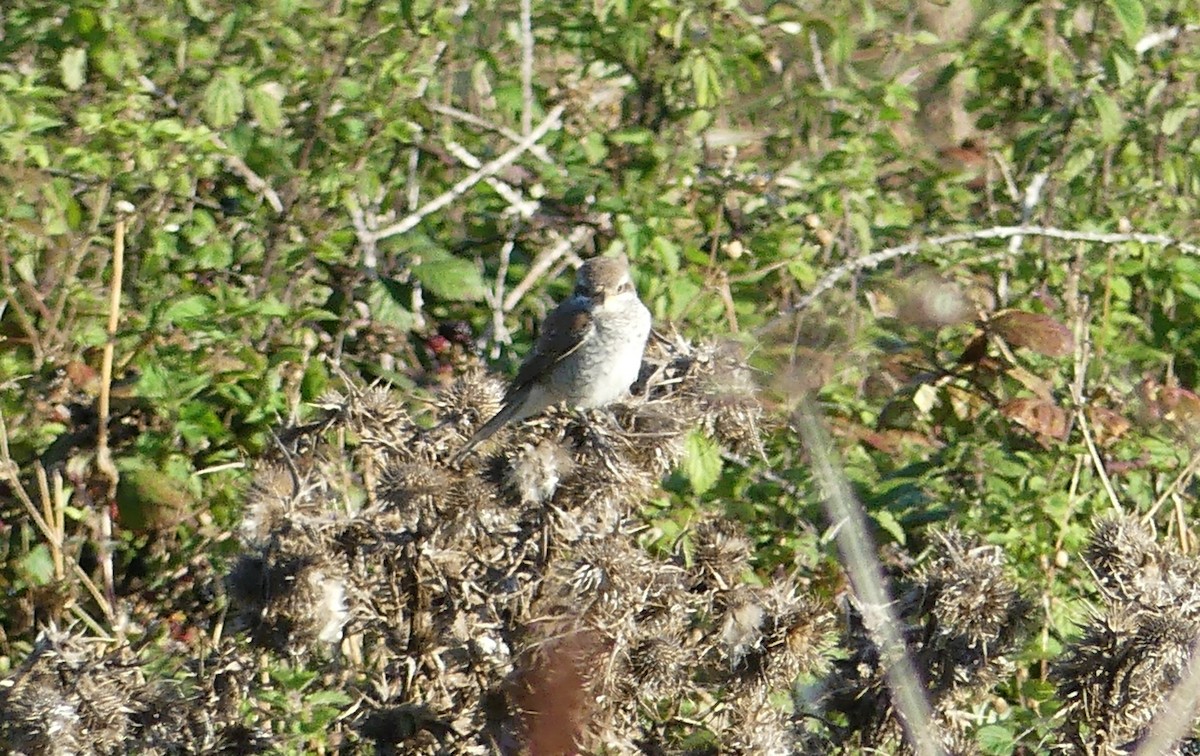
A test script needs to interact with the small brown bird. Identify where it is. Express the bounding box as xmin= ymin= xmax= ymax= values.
xmin=454 ymin=255 xmax=652 ymax=462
